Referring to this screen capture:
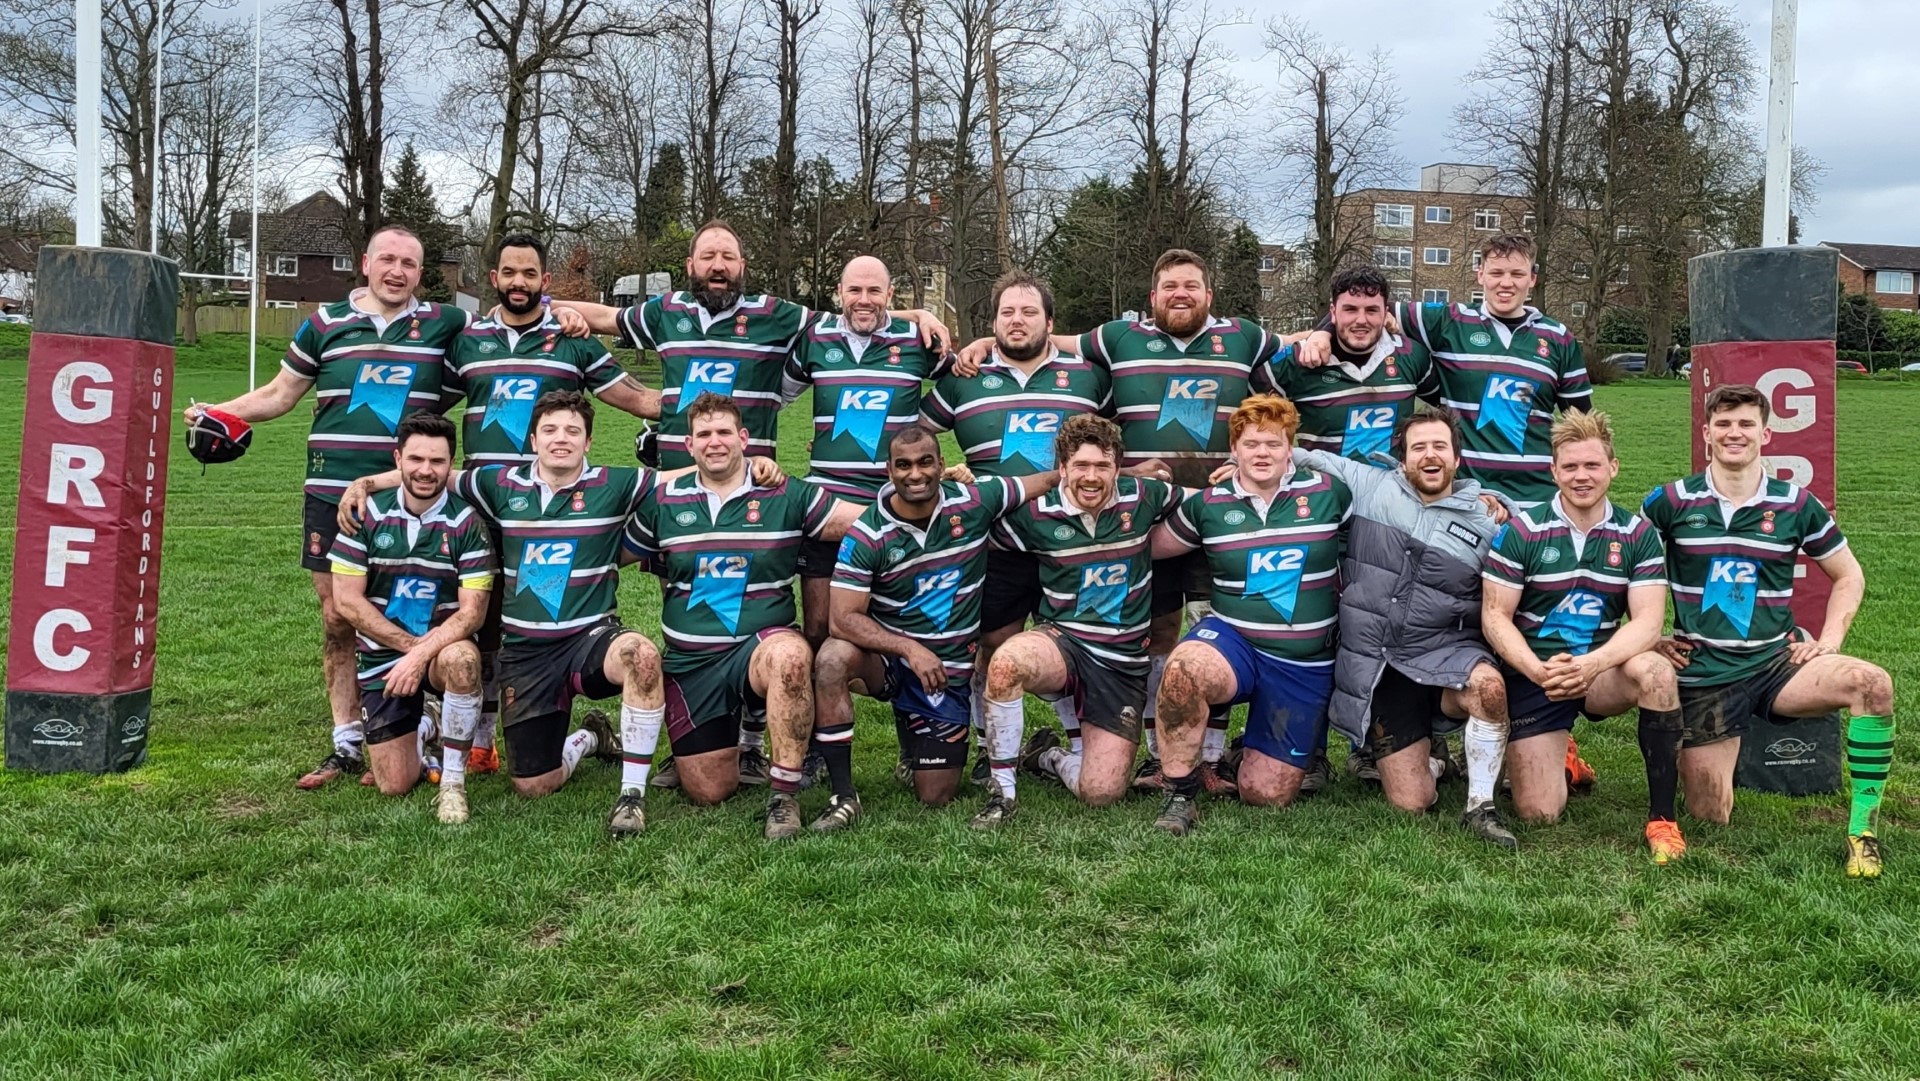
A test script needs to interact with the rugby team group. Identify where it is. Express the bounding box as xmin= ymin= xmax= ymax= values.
xmin=178 ymin=219 xmax=1896 ymax=877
